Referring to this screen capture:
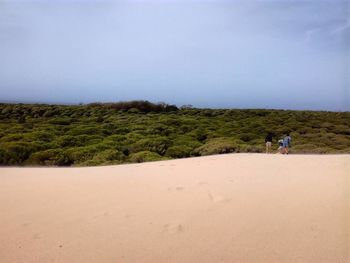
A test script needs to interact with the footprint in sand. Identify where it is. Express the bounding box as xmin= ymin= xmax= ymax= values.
xmin=198 ymin=181 xmax=208 ymax=186
xmin=208 ymin=192 xmax=231 ymax=203
xmin=163 ymin=223 xmax=183 ymax=234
